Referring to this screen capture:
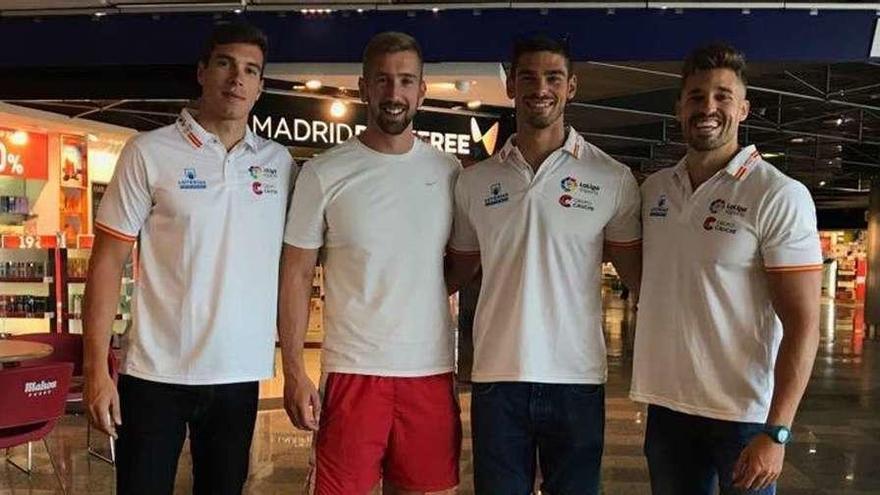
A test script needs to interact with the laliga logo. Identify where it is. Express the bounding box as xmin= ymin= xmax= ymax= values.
xmin=248 ymin=165 xmax=262 ymax=179
xmin=471 ymin=118 xmax=499 ymax=155
xmin=561 ymin=177 xmax=578 ymax=192
xmin=709 ymin=199 xmax=726 ymax=214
